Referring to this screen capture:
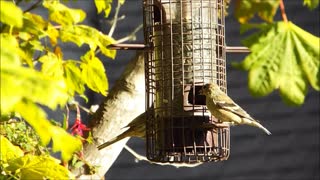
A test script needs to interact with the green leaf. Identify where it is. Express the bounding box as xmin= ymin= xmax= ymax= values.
xmin=94 ymin=0 xmax=112 ymax=17
xmin=0 ymin=33 xmax=21 ymax=65
xmin=290 ymin=23 xmax=320 ymax=91
xmin=49 ymin=126 xmax=82 ymax=161
xmin=98 ymin=32 xmax=117 ymax=59
xmin=59 ymin=25 xmax=93 ymax=47
xmin=47 ymin=24 xmax=60 ymax=45
xmin=59 ymin=25 xmax=116 ymax=59
xmin=0 ymin=63 xmax=69 ymax=114
xmin=22 ymin=12 xmax=48 ymax=36
xmin=239 ymin=23 xmax=269 ymax=34
xmin=6 ymin=154 xmax=73 ymax=179
xmin=43 ymin=0 xmax=86 ymax=25
xmin=1 ymin=50 xmax=81 ymax=161
xmin=234 ymin=0 xmax=280 ymax=23
xmin=29 ymin=40 xmax=45 ymax=51
xmin=81 ymin=53 xmax=108 ymax=95
xmin=0 ymin=1 xmax=23 ymax=28
xmin=39 ymin=53 xmax=86 ymax=96
xmin=21 ymin=12 xmax=59 ymax=46
xmin=233 ymin=22 xmax=320 ymax=106
xmin=303 ymin=0 xmax=319 ymax=10
xmin=0 ymin=135 xmax=24 ymax=163
xmin=14 ymin=101 xmax=82 ymax=161
xmin=63 ymin=61 xmax=86 ymax=95
xmin=39 ymin=52 xmax=64 ymax=78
